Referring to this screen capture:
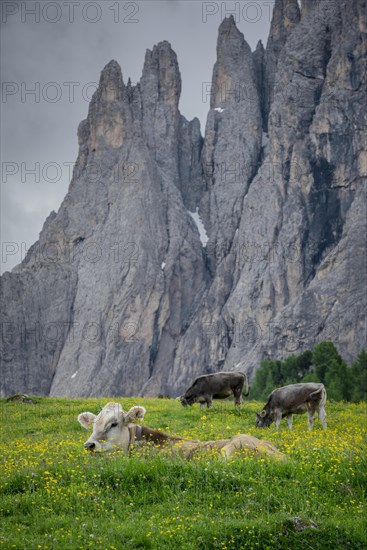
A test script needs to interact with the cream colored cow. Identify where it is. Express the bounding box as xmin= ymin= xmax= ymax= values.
xmin=78 ymin=402 xmax=147 ymax=453
xmin=78 ymin=402 xmax=285 ymax=461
